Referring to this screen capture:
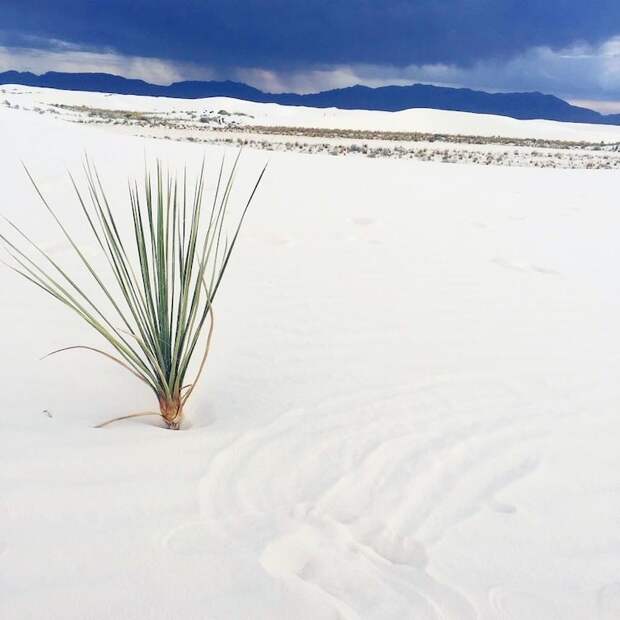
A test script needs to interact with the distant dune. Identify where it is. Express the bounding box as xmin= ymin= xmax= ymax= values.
xmin=5 ymin=84 xmax=620 ymax=144
xmin=2 ymin=70 xmax=620 ymax=126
